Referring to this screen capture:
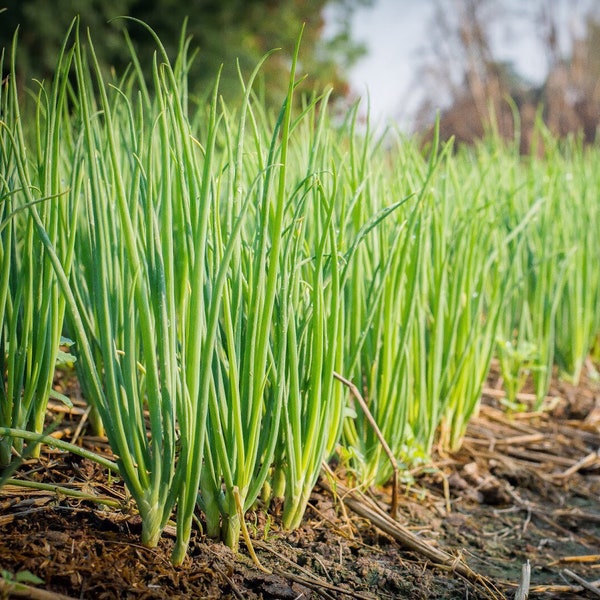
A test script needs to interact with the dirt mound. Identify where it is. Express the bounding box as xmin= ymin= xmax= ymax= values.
xmin=1 ymin=368 xmax=599 ymax=599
